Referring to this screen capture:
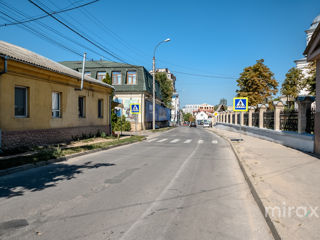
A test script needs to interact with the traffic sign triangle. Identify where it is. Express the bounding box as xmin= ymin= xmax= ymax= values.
xmin=132 ymin=105 xmax=139 ymax=111
xmin=236 ymin=99 xmax=245 ymax=108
